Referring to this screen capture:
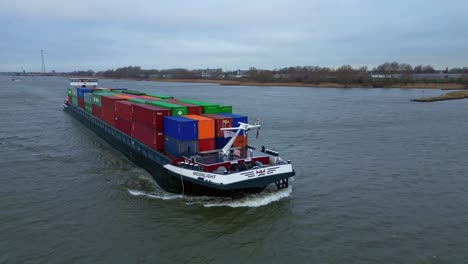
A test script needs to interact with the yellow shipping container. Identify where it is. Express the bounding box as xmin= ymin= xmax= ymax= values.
xmin=184 ymin=115 xmax=215 ymax=139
